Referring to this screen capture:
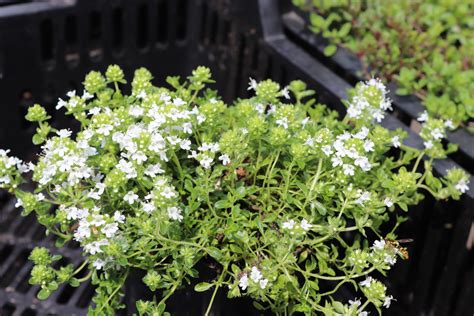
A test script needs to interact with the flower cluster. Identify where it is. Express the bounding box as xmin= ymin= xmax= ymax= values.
xmin=0 ymin=66 xmax=469 ymax=315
